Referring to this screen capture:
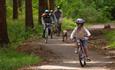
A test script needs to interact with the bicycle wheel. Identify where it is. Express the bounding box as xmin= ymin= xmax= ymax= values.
xmin=50 ymin=26 xmax=53 ymax=39
xmin=45 ymin=28 xmax=49 ymax=43
xmin=78 ymin=47 xmax=86 ymax=67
